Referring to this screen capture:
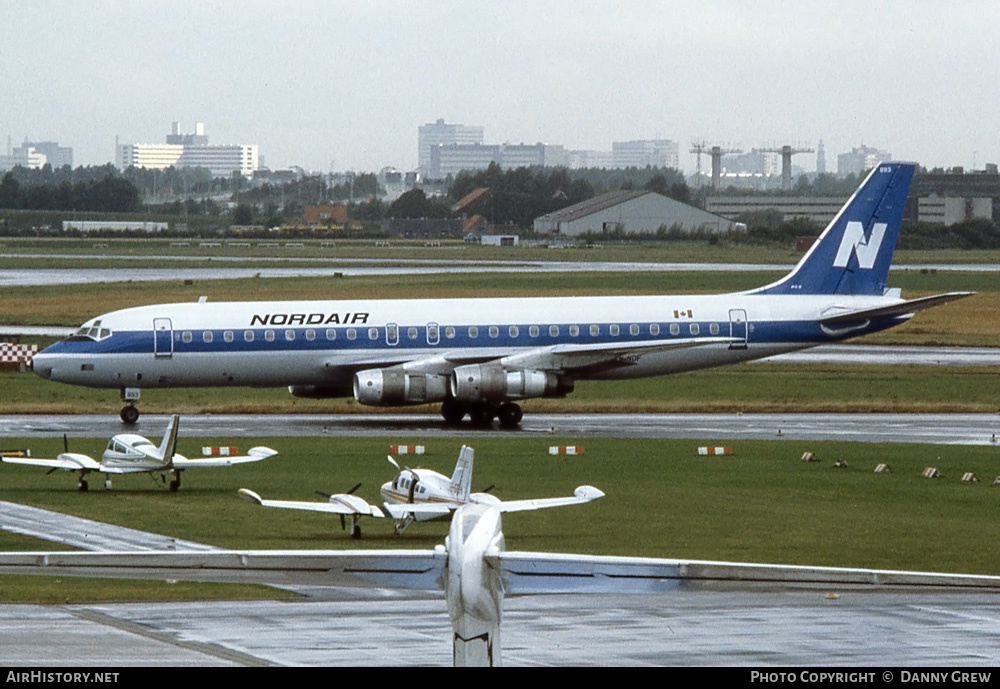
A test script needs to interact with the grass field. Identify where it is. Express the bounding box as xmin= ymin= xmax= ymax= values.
xmin=2 ymin=435 xmax=998 ymax=603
